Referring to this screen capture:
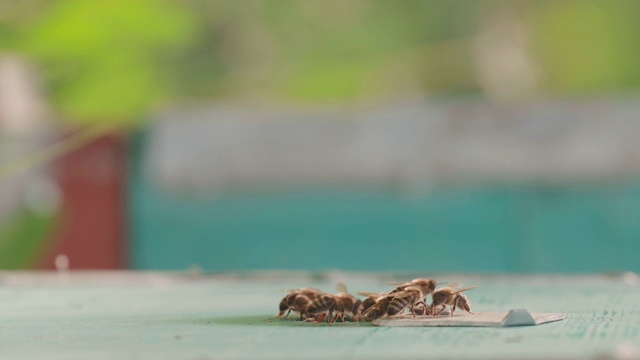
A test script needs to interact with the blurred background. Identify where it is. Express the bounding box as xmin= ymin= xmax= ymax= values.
xmin=1 ymin=0 xmax=640 ymax=273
